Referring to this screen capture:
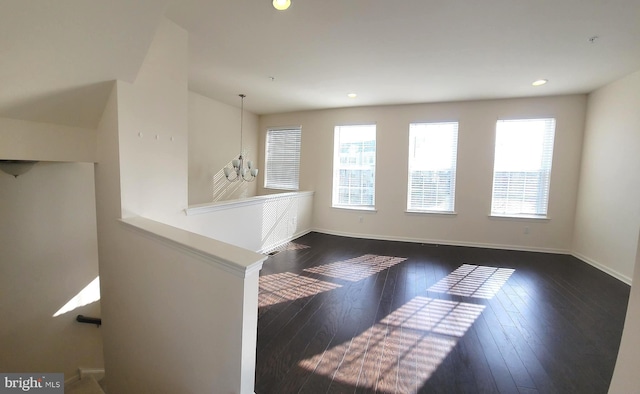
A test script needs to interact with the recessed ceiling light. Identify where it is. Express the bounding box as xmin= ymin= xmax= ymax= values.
xmin=273 ymin=0 xmax=291 ymax=11
xmin=532 ymin=79 xmax=548 ymax=86
xmin=347 ymin=93 xmax=357 ymax=98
